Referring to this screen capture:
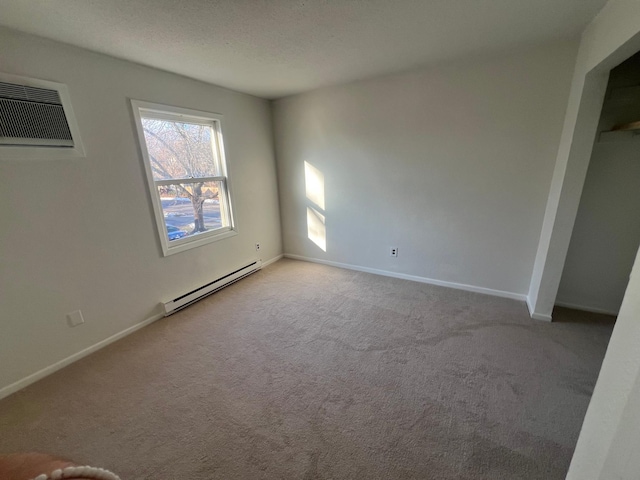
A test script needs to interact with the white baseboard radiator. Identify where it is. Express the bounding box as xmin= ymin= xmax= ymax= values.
xmin=162 ymin=260 xmax=262 ymax=316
